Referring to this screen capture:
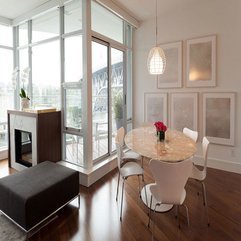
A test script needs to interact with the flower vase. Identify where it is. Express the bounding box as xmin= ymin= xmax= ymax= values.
xmin=158 ymin=131 xmax=165 ymax=142
xmin=21 ymin=98 xmax=30 ymax=110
